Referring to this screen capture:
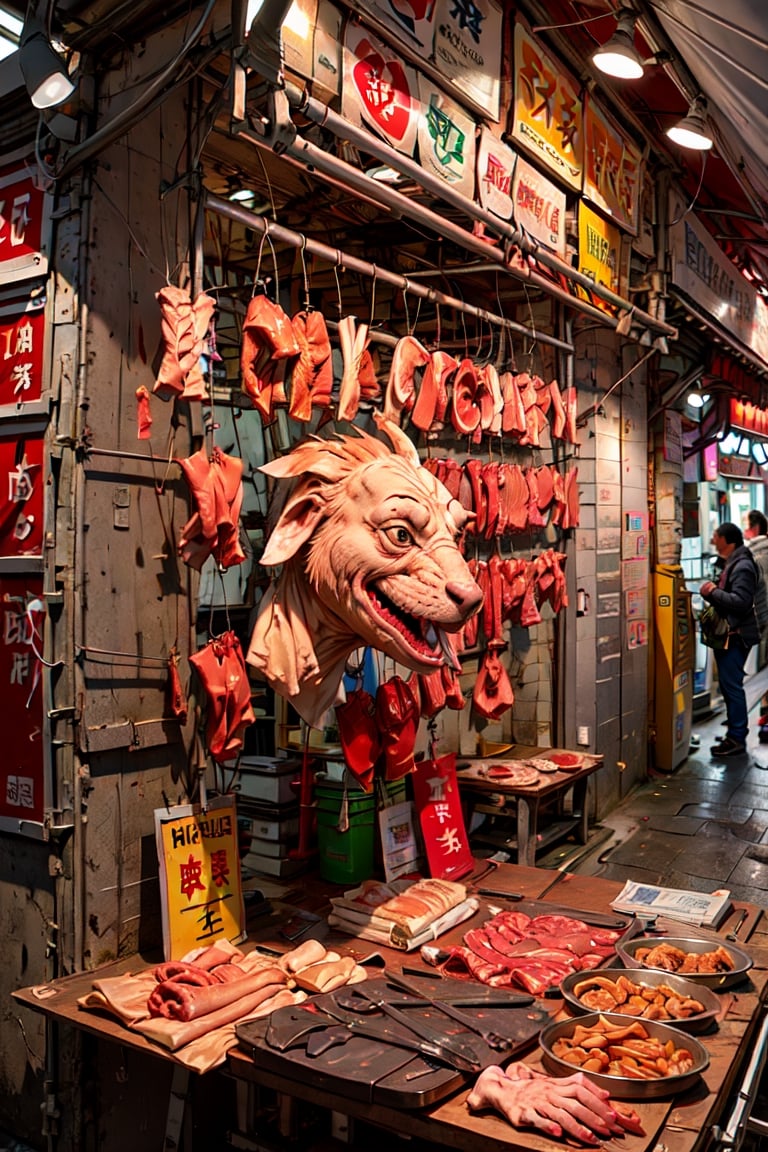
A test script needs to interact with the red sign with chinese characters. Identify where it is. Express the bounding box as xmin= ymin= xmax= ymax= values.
xmin=0 ymin=302 xmax=45 ymax=405
xmin=0 ymin=165 xmax=46 ymax=274
xmin=411 ymin=753 xmax=473 ymax=881
xmin=0 ymin=574 xmax=46 ymax=829
xmin=0 ymin=432 xmax=44 ymax=557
